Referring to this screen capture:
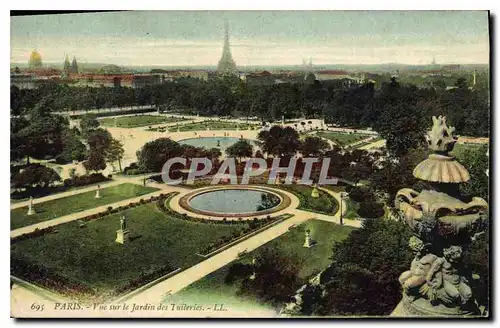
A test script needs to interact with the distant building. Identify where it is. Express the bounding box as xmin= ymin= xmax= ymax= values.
xmin=70 ymin=57 xmax=79 ymax=74
xmin=217 ymin=21 xmax=238 ymax=75
xmin=28 ymin=50 xmax=43 ymax=69
xmin=442 ymin=64 xmax=461 ymax=72
xmin=63 ymin=55 xmax=71 ymax=75
xmin=245 ymin=71 xmax=276 ymax=85
xmin=132 ymin=74 xmax=161 ymax=88
xmin=68 ymin=74 xmax=132 ymax=88
xmin=303 ymin=57 xmax=314 ymax=80
xmin=113 ymin=77 xmax=122 ymax=88
xmin=171 ymin=70 xmax=209 ymax=81
xmin=315 ymin=70 xmax=350 ymax=81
